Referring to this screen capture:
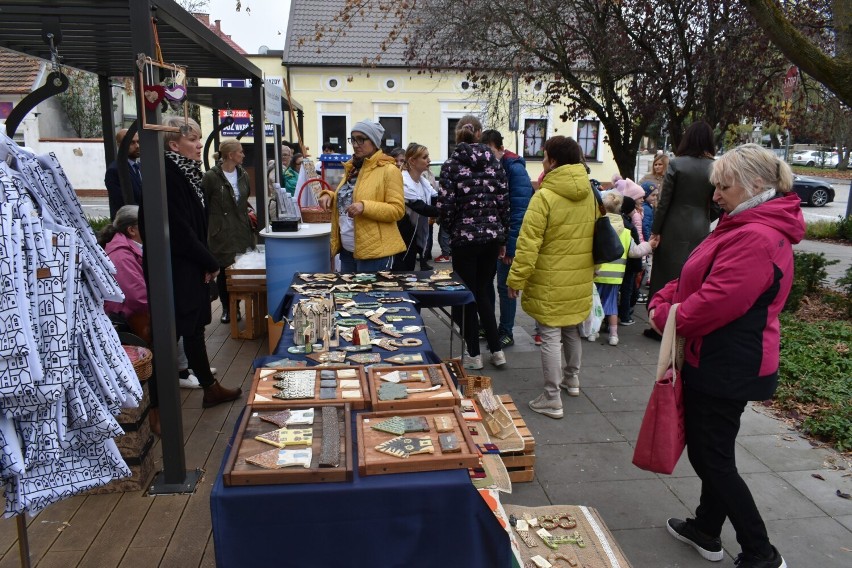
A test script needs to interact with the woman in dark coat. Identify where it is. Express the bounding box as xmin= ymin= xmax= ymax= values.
xmin=438 ymin=115 xmax=510 ymax=370
xmin=647 ymin=121 xmax=719 ymax=340
xmin=201 ymin=138 xmax=255 ymax=323
xmin=139 ymin=117 xmax=241 ymax=413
